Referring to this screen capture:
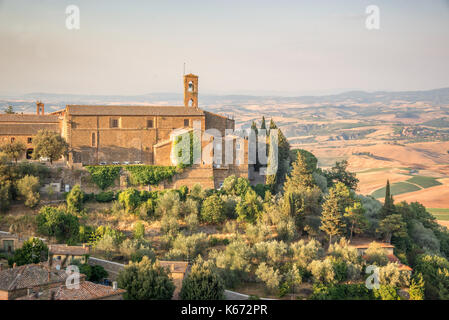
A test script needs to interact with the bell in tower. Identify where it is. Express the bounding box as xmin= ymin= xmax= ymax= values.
xmin=184 ymin=74 xmax=198 ymax=108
